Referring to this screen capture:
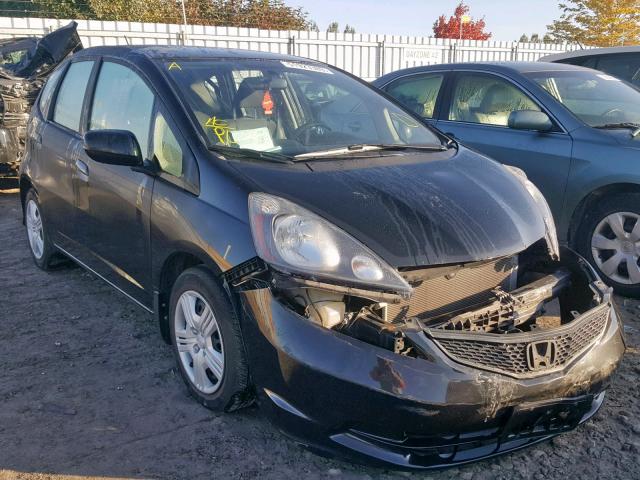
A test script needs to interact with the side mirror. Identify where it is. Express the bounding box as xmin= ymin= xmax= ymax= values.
xmin=508 ymin=110 xmax=553 ymax=132
xmin=83 ymin=129 xmax=143 ymax=167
